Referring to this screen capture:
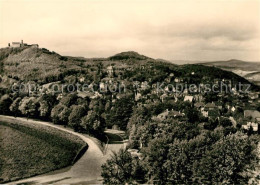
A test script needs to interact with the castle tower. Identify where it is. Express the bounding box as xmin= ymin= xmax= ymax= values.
xmin=21 ymin=40 xmax=23 ymax=47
